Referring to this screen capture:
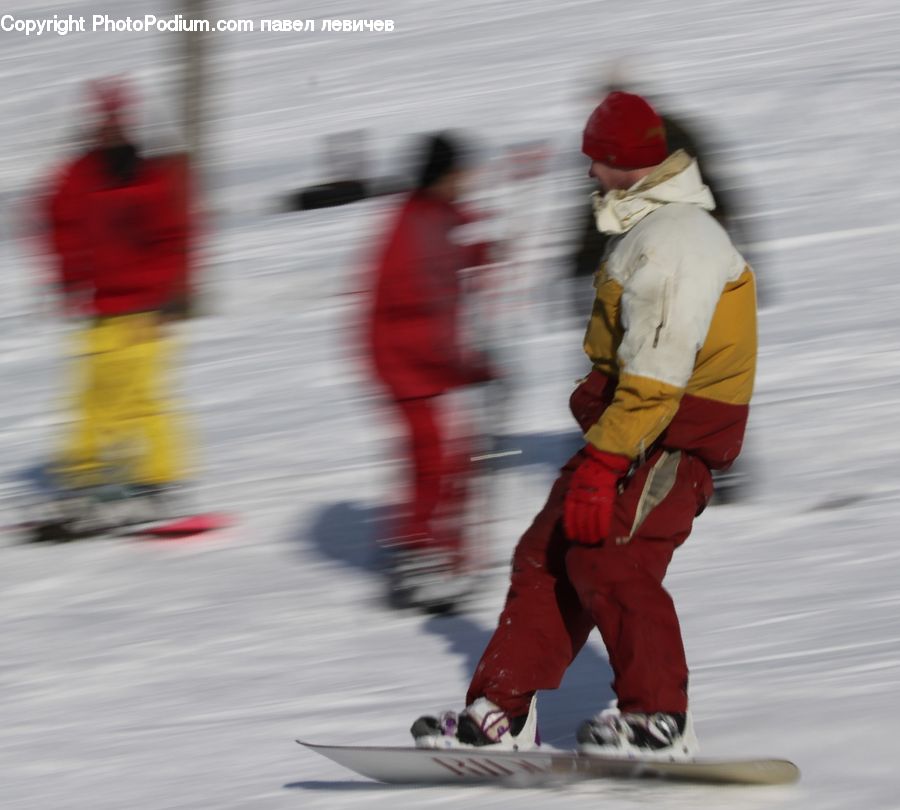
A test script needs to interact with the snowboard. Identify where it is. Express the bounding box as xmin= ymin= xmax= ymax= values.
xmin=298 ymin=740 xmax=800 ymax=787
xmin=9 ymin=466 xmax=233 ymax=543
xmin=19 ymin=511 xmax=233 ymax=543
xmin=123 ymin=512 xmax=233 ymax=540
xmin=122 ymin=512 xmax=234 ymax=540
